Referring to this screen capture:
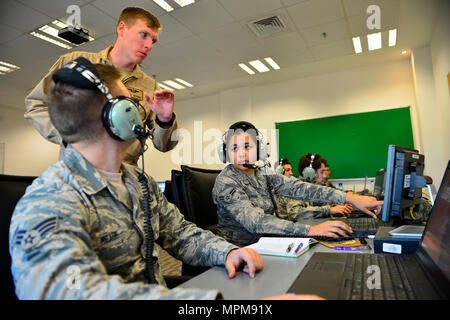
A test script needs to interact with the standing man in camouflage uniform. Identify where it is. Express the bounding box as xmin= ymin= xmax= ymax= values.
xmin=9 ymin=59 xmax=264 ymax=299
xmin=212 ymin=121 xmax=384 ymax=247
xmin=25 ymin=7 xmax=178 ymax=165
